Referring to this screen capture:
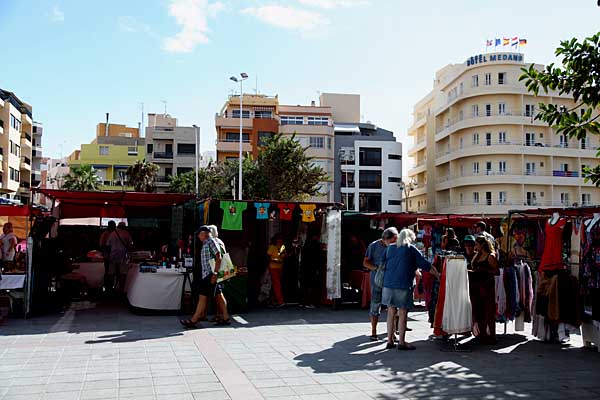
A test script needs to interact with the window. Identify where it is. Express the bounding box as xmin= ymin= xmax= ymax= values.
xmin=343 ymin=193 xmax=355 ymax=211
xmin=499 ymin=191 xmax=507 ymax=204
xmin=561 ymin=192 xmax=570 ymax=206
xmin=485 ymin=132 xmax=492 ymax=146
xmin=560 ymin=135 xmax=569 ymax=148
xmin=388 ymin=200 xmax=402 ymax=206
xmin=258 ymin=132 xmax=274 ymax=146
xmin=582 ymin=193 xmax=592 ymax=207
xmin=9 ymin=167 xmax=19 ymax=182
xmin=458 ymin=110 xmax=464 ymax=121
xmin=127 ymin=146 xmax=138 ymax=156
xmin=486 ymin=161 xmax=492 ymax=175
xmin=581 ymin=137 xmax=590 ymax=149
xmin=388 ymin=177 xmax=402 ymax=183
xmin=10 ymin=114 xmax=21 ymax=131
xmin=177 ymin=167 xmax=193 ymax=175
xmin=472 ymin=133 xmax=480 ymax=145
xmin=327 ymin=137 xmax=332 ymax=149
xmin=485 ymin=104 xmax=492 ymax=116
xmin=359 ymin=193 xmax=382 ymax=212
xmin=525 ymin=162 xmax=535 ymax=175
xmin=307 ymin=116 xmax=328 ymax=125
xmin=498 ymin=161 xmax=507 ymax=174
xmin=472 ymin=75 xmax=479 ymax=87
xmin=225 ymin=132 xmax=250 ymax=142
xmin=231 ymin=109 xmax=250 ymax=119
xmin=339 ymin=147 xmax=355 ymax=164
xmin=525 ymin=104 xmax=535 ymax=117
xmin=280 ymin=116 xmax=303 ymax=125
xmin=525 ymin=132 xmax=536 ymax=146
xmin=459 ymin=82 xmax=464 ymax=95
xmin=359 ymin=148 xmax=382 ymax=166
xmin=388 ymin=154 xmax=401 ymax=160
xmin=485 ymin=192 xmax=492 ymax=205
xmin=473 ymin=162 xmax=480 ymax=174
xmin=498 ymin=103 xmax=506 ymax=115
xmin=459 ymin=193 xmax=464 ymax=205
xmin=459 ymin=137 xmax=464 ymax=149
xmin=99 ymin=146 xmax=109 ymax=156
xmin=526 ymin=192 xmax=537 ymax=206
xmin=341 ymin=171 xmax=355 ymax=188
xmin=498 ymin=72 xmax=507 ymax=85
xmin=147 ymin=144 xmax=153 ymax=154
xmin=254 ymin=110 xmax=272 ymax=119
xmin=460 ymin=164 xmax=464 ymax=176
xmin=485 ymin=73 xmax=492 ymax=86
xmin=359 ymin=171 xmax=382 ymax=189
xmin=165 ymin=167 xmax=173 ymax=177
xmin=561 ymin=163 xmax=569 ymax=172
xmin=499 ymin=131 xmax=507 ymax=144
xmin=309 ymin=136 xmax=324 ymax=148
xmin=473 ymin=192 xmax=480 ymax=204
xmin=471 ymin=105 xmax=479 ymax=117
xmin=177 ymin=144 xmax=195 ymax=155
